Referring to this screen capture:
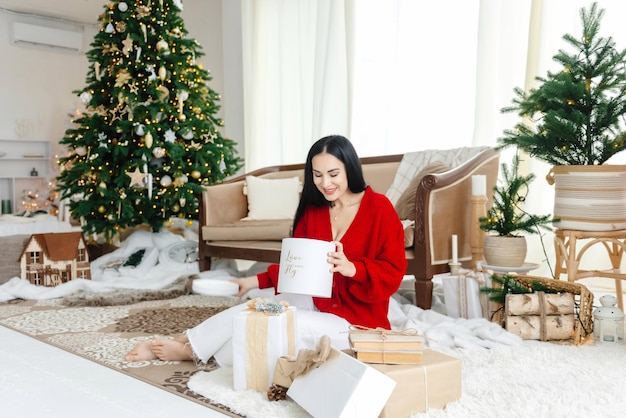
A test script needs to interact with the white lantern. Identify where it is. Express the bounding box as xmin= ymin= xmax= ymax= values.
xmin=593 ymin=295 xmax=624 ymax=344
